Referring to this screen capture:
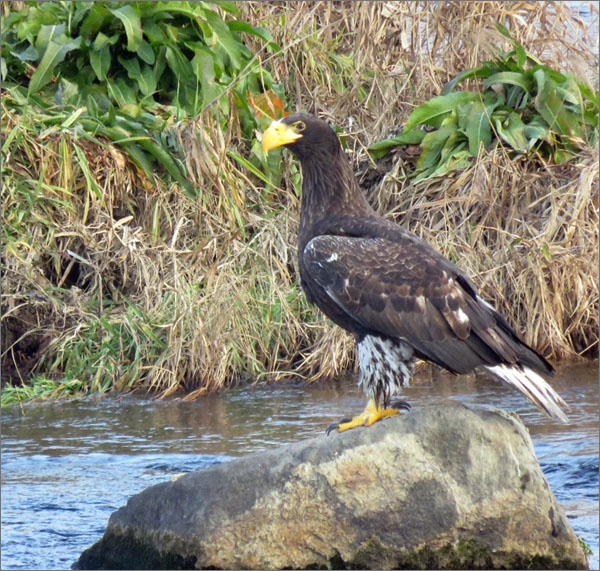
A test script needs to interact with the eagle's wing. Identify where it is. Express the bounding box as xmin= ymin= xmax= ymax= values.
xmin=303 ymin=234 xmax=543 ymax=375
